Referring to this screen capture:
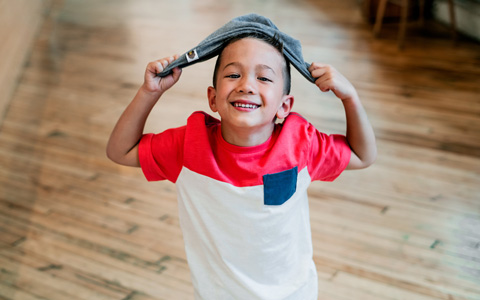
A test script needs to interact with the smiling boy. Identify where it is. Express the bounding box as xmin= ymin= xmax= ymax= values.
xmin=107 ymin=15 xmax=376 ymax=300
xmin=208 ymin=36 xmax=293 ymax=147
